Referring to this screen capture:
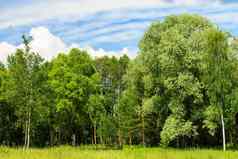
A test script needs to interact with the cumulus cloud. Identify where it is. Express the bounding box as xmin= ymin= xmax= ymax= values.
xmin=0 ymin=27 xmax=134 ymax=63
xmin=29 ymin=27 xmax=67 ymax=60
xmin=69 ymin=43 xmax=136 ymax=59
xmin=0 ymin=42 xmax=16 ymax=62
xmin=80 ymin=46 xmax=136 ymax=59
